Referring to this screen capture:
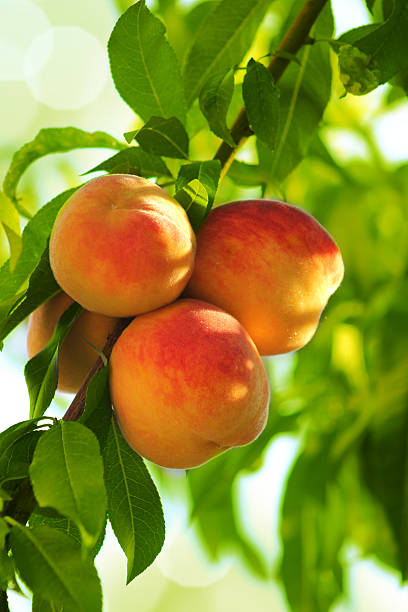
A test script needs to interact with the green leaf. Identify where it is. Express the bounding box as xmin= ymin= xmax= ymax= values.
xmin=29 ymin=421 xmax=107 ymax=551
xmin=135 ymin=116 xmax=189 ymax=159
xmin=183 ymin=0 xmax=269 ymax=107
xmin=0 ymin=188 xmax=76 ymax=310
xmin=0 ymin=517 xmax=13 ymax=590
xmin=0 ymin=191 xmax=21 ymax=271
xmin=108 ymin=1 xmax=186 ymax=122
xmin=258 ymin=6 xmax=332 ymax=183
xmin=9 ymin=524 xmax=102 ymax=612
xmin=174 ymin=160 xmax=221 ymax=229
xmin=30 ymin=506 xmax=107 ymax=560
xmin=360 ymin=408 xmax=408 ymax=579
xmin=336 ymin=2 xmax=408 ymax=95
xmin=103 ymin=416 xmax=165 ymax=583
xmin=0 ymin=420 xmax=47 ymax=490
xmin=0 ymin=247 xmax=59 ymax=347
xmin=79 ymin=367 xmax=112 ymax=450
xmin=83 ymin=147 xmax=172 ymax=178
xmin=3 ymin=128 xmax=123 ymax=205
xmin=0 ymin=430 xmax=42 ymax=489
xmin=227 ymin=160 xmax=267 ymax=186
xmin=32 ymin=596 xmax=64 ymax=612
xmin=24 ymin=303 xmax=82 ymax=419
xmin=242 ymin=58 xmax=280 ymax=149
xmin=279 ymin=435 xmax=345 ymax=612
xmin=199 ymin=70 xmax=235 ymax=146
